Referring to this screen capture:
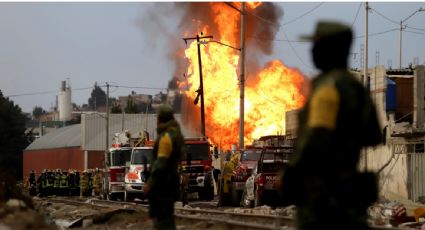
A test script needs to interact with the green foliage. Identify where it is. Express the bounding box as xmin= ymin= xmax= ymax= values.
xmin=0 ymin=90 xmax=28 ymax=180
xmin=124 ymin=96 xmax=139 ymax=114
xmin=88 ymin=82 xmax=106 ymax=110
xmin=110 ymin=102 xmax=122 ymax=114
xmin=32 ymin=106 xmax=46 ymax=119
